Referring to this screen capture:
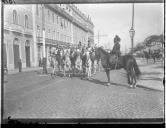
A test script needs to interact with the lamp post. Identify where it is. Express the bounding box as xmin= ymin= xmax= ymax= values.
xmin=129 ymin=3 xmax=135 ymax=54
xmin=42 ymin=4 xmax=47 ymax=74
